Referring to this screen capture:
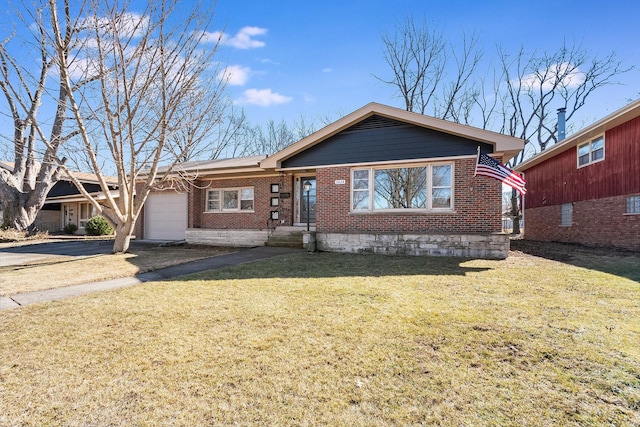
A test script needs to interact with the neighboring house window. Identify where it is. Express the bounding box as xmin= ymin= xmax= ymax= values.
xmin=207 ymin=188 xmax=254 ymax=212
xmin=79 ymin=202 xmax=94 ymax=228
xmin=207 ymin=190 xmax=220 ymax=211
xmin=577 ymin=135 xmax=605 ymax=167
xmin=351 ymin=163 xmax=453 ymax=212
xmin=560 ymin=203 xmax=573 ymax=226
xmin=626 ymin=196 xmax=640 ymax=214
